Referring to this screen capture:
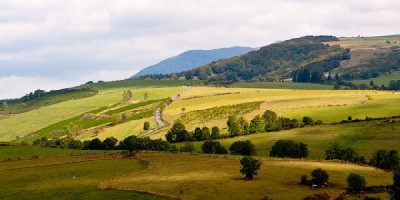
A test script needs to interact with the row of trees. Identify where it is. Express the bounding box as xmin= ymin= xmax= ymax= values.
xmin=32 ymin=135 xmax=171 ymax=154
xmin=324 ymin=143 xmax=399 ymax=171
xmin=165 ymin=111 xmax=323 ymax=143
xmin=227 ymin=111 xmax=319 ymax=137
xmin=269 ymin=140 xmax=309 ymax=158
